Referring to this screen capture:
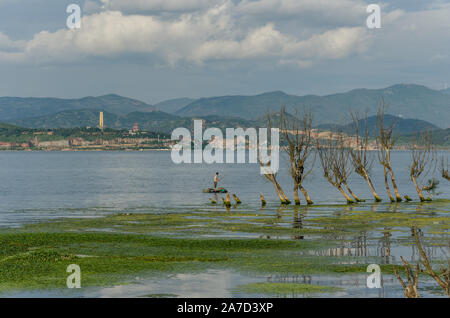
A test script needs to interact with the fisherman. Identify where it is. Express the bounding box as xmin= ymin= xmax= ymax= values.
xmin=214 ymin=172 xmax=221 ymax=190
